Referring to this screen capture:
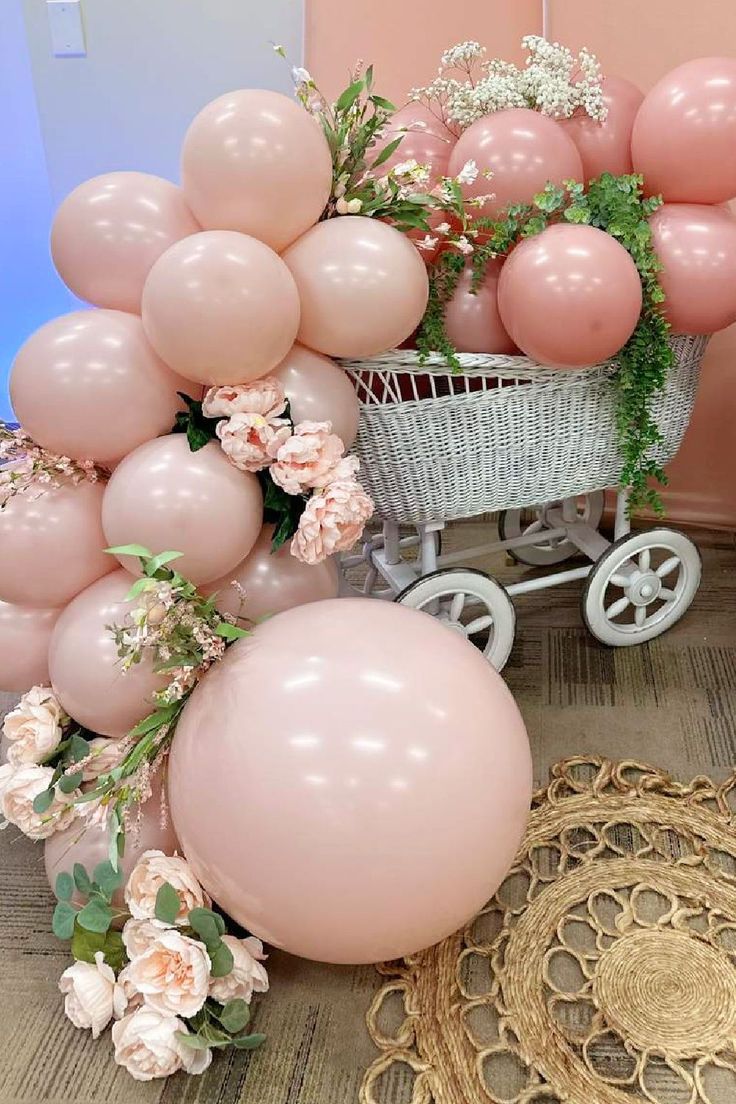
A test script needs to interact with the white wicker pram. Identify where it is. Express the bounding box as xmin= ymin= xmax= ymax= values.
xmin=339 ymin=334 xmax=708 ymax=670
